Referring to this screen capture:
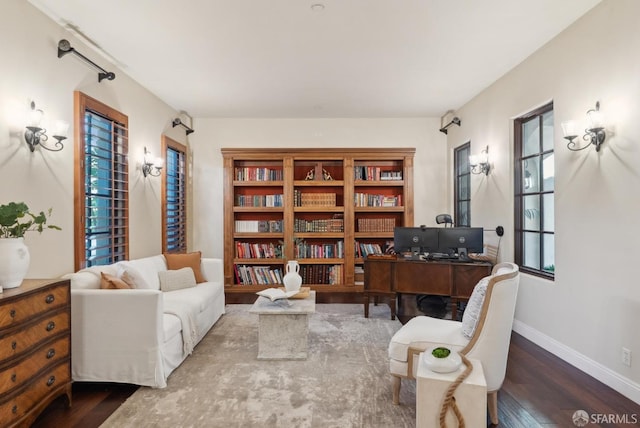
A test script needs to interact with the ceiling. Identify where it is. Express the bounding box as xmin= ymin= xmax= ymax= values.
xmin=29 ymin=0 xmax=601 ymax=118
